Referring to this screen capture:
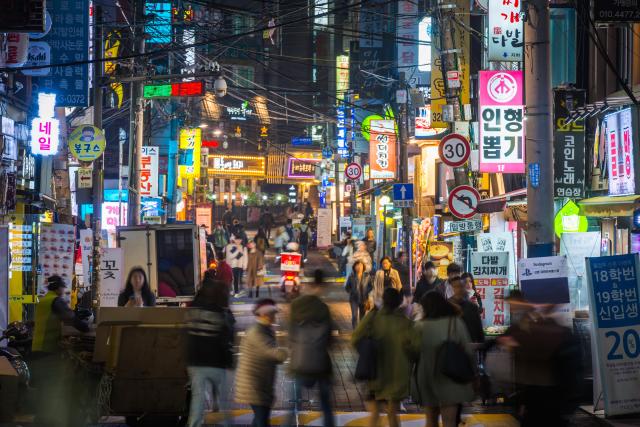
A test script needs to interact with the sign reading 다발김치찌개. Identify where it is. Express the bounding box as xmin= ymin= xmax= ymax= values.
xmin=470 ymin=251 xmax=509 ymax=328
xmin=479 ymin=70 xmax=525 ymax=174
xmin=369 ymin=119 xmax=397 ymax=180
